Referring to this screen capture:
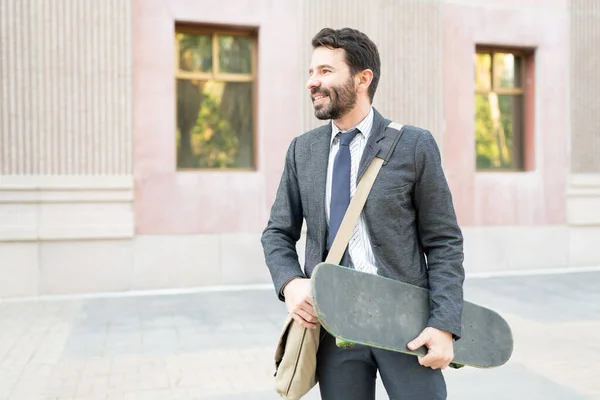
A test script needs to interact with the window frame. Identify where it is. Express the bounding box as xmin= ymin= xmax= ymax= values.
xmin=474 ymin=46 xmax=530 ymax=172
xmin=174 ymin=24 xmax=258 ymax=172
